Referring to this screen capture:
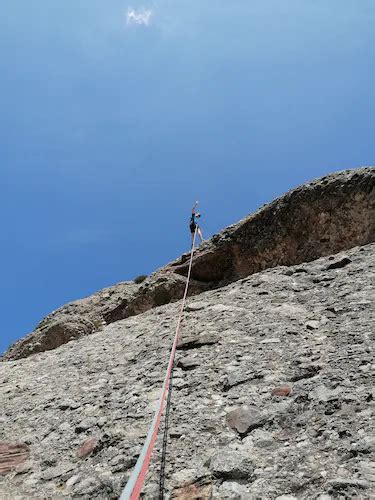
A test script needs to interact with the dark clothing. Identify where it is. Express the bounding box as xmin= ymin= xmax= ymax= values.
xmin=190 ymin=214 xmax=196 ymax=234
xmin=190 ymin=209 xmax=202 ymax=234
